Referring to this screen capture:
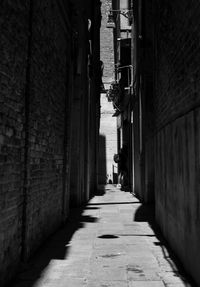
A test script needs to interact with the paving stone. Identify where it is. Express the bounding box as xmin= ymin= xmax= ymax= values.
xmin=94 ymin=239 xmax=124 ymax=248
xmin=59 ymin=277 xmax=87 ymax=287
xmin=128 ymin=281 xmax=165 ymax=287
xmin=89 ymin=266 xmax=127 ymax=281
xmin=127 ymin=269 xmax=160 ymax=281
xmin=164 ymin=284 xmax=190 ymax=287
xmin=87 ymin=280 xmax=128 ymax=287
xmin=160 ymin=272 xmax=187 ymax=285
xmin=11 ymin=186 xmax=194 ymax=287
